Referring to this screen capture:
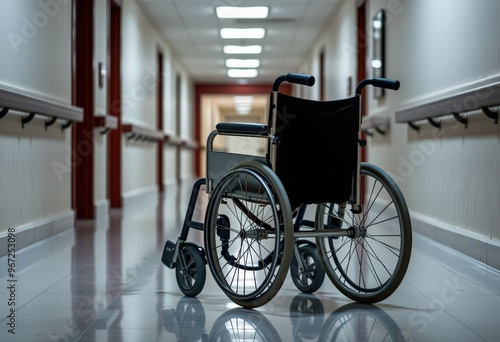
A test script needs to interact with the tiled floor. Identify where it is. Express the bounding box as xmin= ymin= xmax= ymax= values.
xmin=1 ymin=182 xmax=500 ymax=341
